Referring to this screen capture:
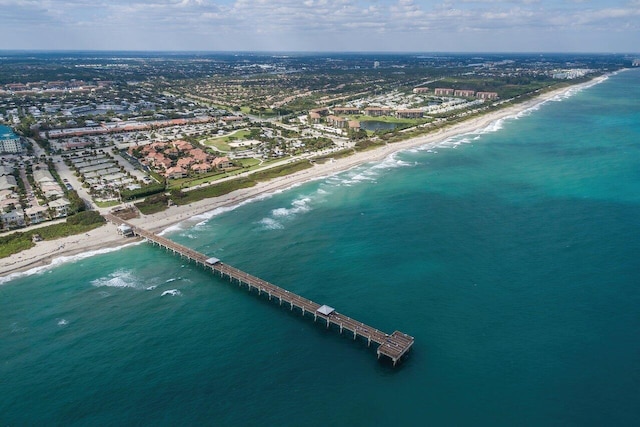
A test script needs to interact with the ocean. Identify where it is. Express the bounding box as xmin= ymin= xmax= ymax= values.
xmin=2 ymin=69 xmax=640 ymax=426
